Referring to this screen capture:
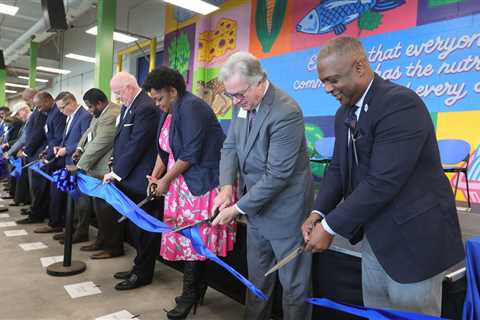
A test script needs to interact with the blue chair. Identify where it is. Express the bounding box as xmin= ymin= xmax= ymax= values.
xmin=310 ymin=137 xmax=335 ymax=167
xmin=438 ymin=139 xmax=471 ymax=210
